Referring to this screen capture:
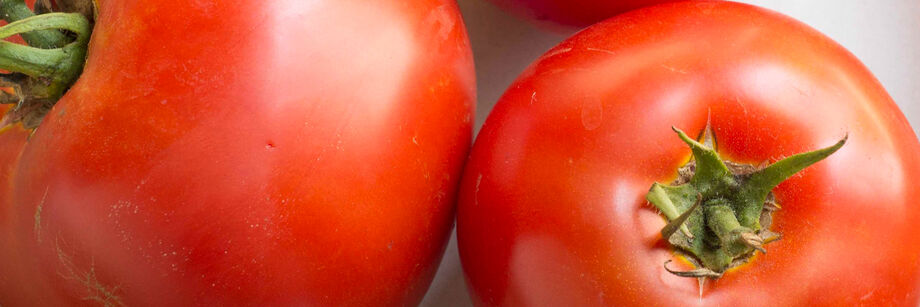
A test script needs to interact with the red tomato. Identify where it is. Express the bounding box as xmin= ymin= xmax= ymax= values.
xmin=457 ymin=1 xmax=920 ymax=306
xmin=486 ymin=0 xmax=684 ymax=28
xmin=1 ymin=0 xmax=474 ymax=305
xmin=0 ymin=105 xmax=30 ymax=304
